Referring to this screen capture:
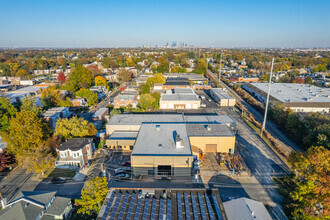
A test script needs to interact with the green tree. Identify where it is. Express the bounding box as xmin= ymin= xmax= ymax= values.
xmin=41 ymin=87 xmax=61 ymax=109
xmin=138 ymin=94 xmax=156 ymax=110
xmin=0 ymin=97 xmax=16 ymax=131
xmin=76 ymin=89 xmax=98 ymax=106
xmin=313 ymin=64 xmax=327 ymax=72
xmin=260 ymin=73 xmax=270 ymax=82
xmin=16 ymin=69 xmax=30 ymax=78
xmin=95 ymin=76 xmax=109 ymax=90
xmin=139 ymin=83 xmax=150 ymax=94
xmin=65 ymin=66 xmax=93 ymax=92
xmin=305 ymin=76 xmax=313 ymax=84
xmin=110 ymin=108 xmax=122 ymax=118
xmin=117 ymin=68 xmax=132 ymax=83
xmin=55 ymin=116 xmax=97 ymax=140
xmin=288 ymin=146 xmax=329 ymax=219
xmin=21 ymin=96 xmax=42 ymax=116
xmin=76 ymin=177 xmax=108 ymax=215
xmin=101 ymin=57 xmax=112 ymax=68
